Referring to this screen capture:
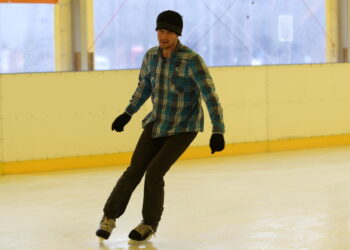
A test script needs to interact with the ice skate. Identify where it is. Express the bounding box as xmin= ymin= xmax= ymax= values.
xmin=96 ymin=215 xmax=116 ymax=240
xmin=128 ymin=222 xmax=155 ymax=244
